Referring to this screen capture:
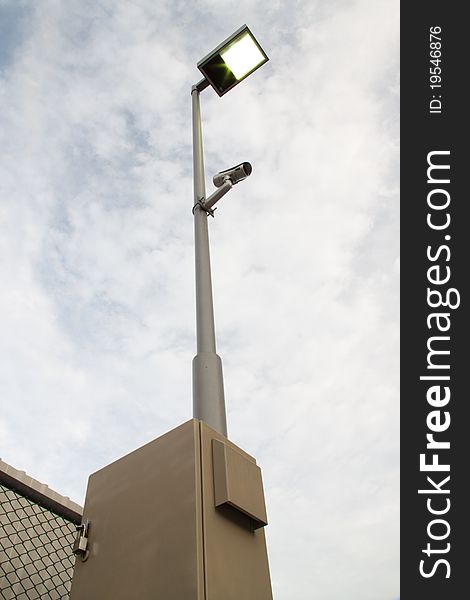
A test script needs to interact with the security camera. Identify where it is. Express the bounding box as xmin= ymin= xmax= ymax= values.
xmin=213 ymin=162 xmax=252 ymax=187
